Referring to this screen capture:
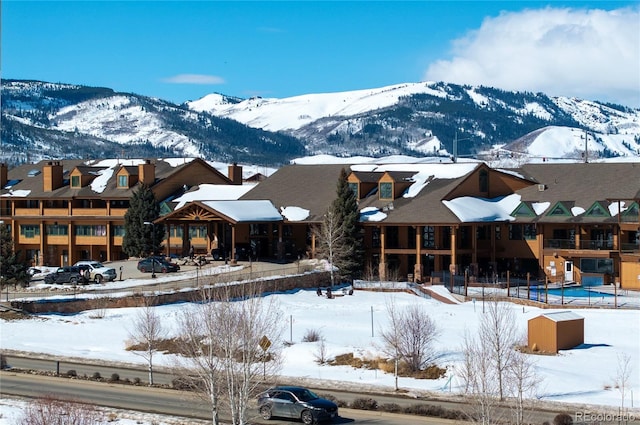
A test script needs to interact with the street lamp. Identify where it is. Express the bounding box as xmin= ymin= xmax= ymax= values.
xmin=143 ymin=221 xmax=156 ymax=278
